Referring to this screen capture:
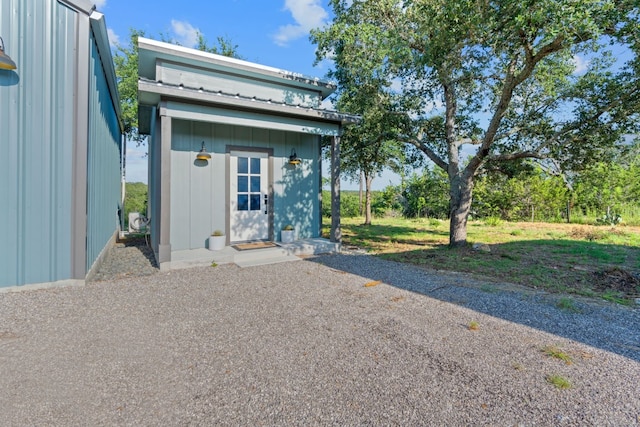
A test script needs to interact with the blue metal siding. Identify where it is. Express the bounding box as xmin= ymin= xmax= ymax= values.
xmin=0 ymin=0 xmax=77 ymax=287
xmin=86 ymin=32 xmax=122 ymax=272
